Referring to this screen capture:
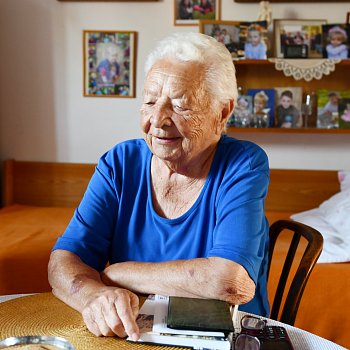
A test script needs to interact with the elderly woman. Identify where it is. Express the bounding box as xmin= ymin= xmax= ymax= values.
xmin=48 ymin=32 xmax=270 ymax=341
